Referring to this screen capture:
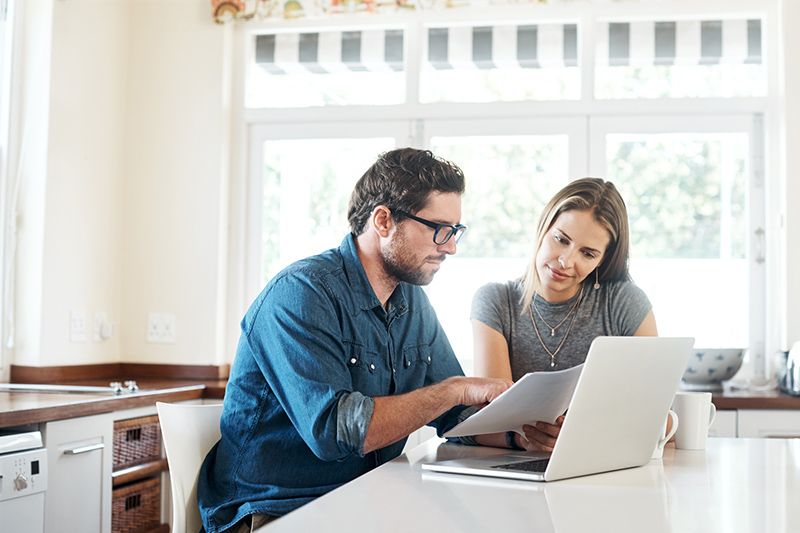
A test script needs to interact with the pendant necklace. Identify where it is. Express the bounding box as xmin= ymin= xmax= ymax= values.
xmin=531 ymin=290 xmax=582 ymax=337
xmin=529 ymin=286 xmax=584 ymax=368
